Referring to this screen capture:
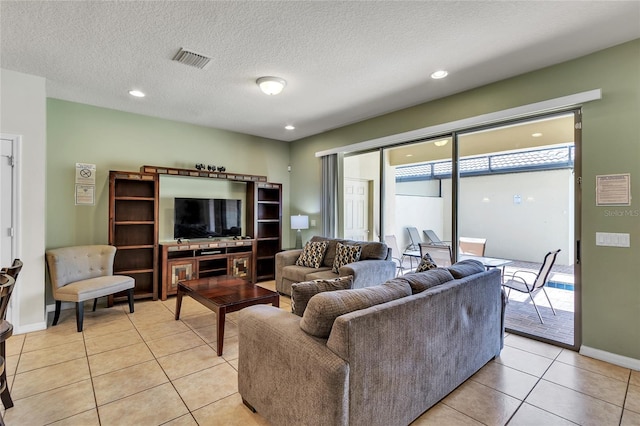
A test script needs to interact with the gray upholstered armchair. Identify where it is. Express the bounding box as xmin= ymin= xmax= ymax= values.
xmin=45 ymin=245 xmax=135 ymax=332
